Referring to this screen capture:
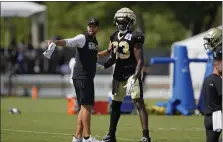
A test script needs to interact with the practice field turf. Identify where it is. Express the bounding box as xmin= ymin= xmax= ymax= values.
xmin=1 ymin=97 xmax=206 ymax=142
